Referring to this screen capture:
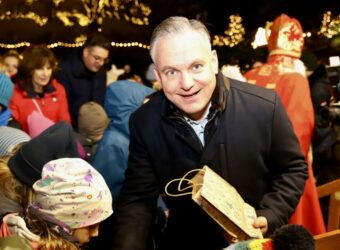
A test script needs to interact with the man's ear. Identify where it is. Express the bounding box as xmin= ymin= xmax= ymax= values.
xmin=83 ymin=47 xmax=89 ymax=58
xmin=211 ymin=50 xmax=219 ymax=74
xmin=153 ymin=68 xmax=161 ymax=83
